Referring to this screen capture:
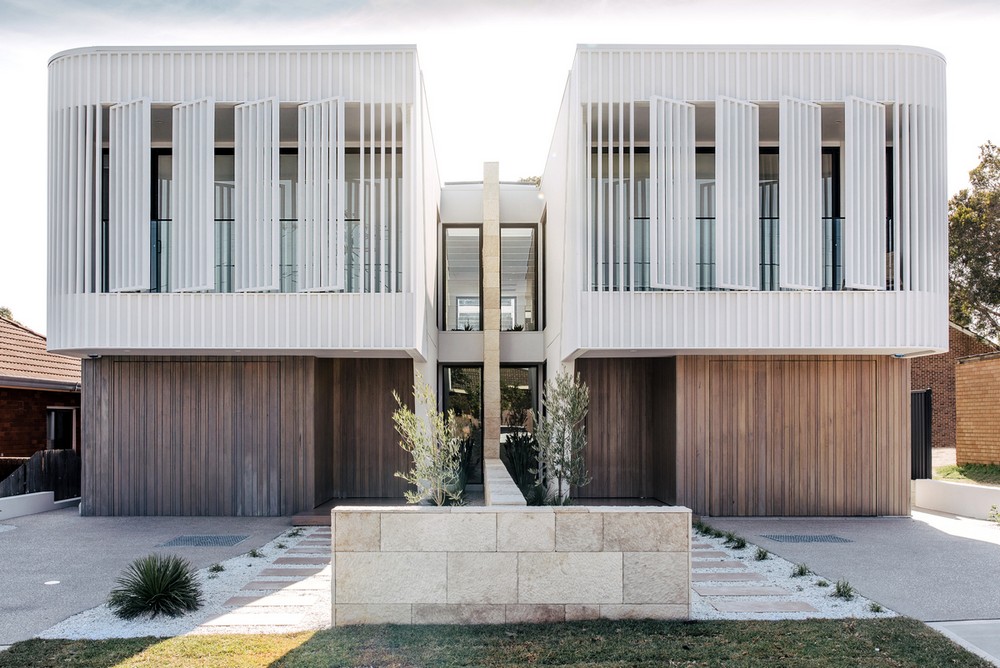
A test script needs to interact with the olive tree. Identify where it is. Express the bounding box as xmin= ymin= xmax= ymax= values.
xmin=532 ymin=371 xmax=590 ymax=503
